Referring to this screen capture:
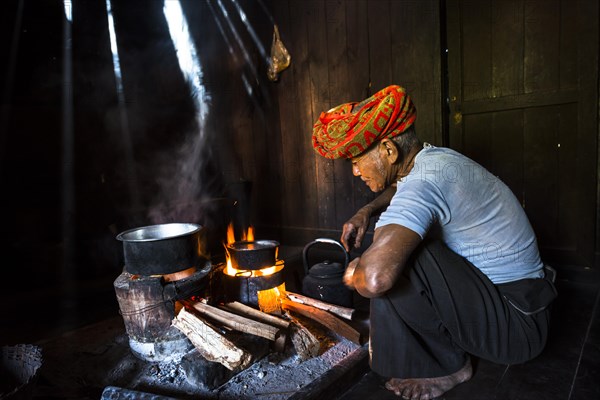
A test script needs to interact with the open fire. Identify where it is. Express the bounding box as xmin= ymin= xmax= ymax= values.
xmin=222 ymin=223 xmax=286 ymax=314
xmin=110 ymin=221 xmax=365 ymax=391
